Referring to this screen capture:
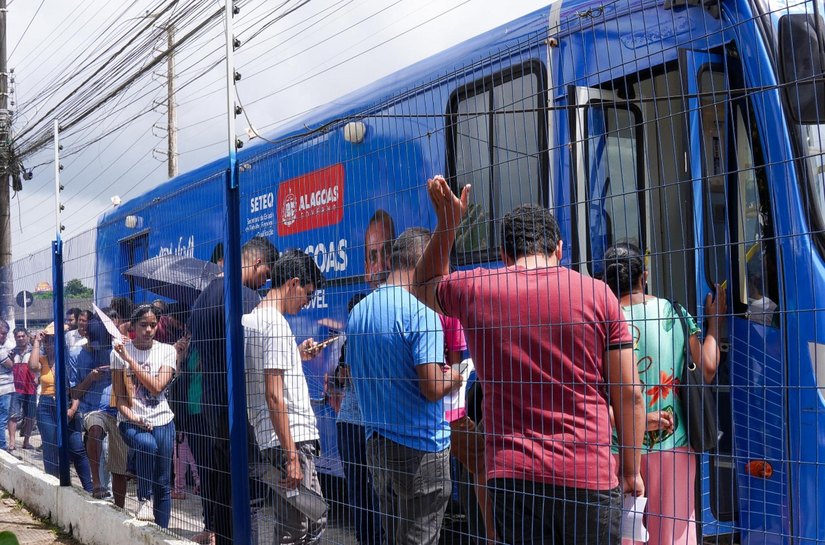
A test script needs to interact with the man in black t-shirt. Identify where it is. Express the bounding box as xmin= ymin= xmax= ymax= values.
xmin=187 ymin=236 xmax=278 ymax=545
